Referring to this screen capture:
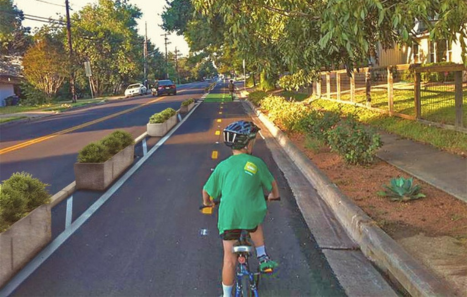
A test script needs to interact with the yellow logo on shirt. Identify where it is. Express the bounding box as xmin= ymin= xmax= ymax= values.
xmin=244 ymin=162 xmax=257 ymax=175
